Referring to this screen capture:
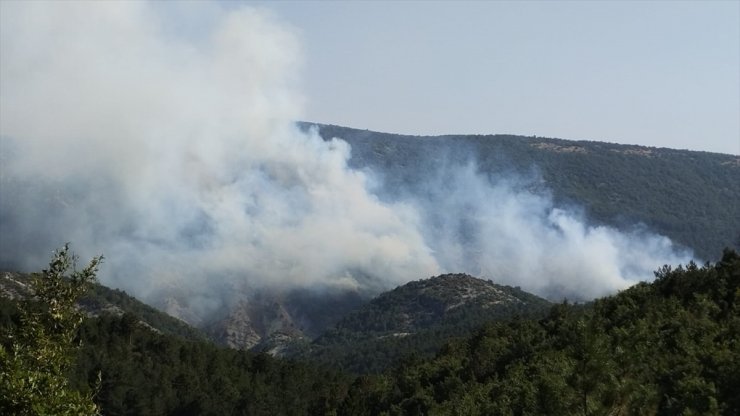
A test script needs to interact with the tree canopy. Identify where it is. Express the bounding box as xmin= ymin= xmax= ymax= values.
xmin=1 ymin=244 xmax=102 ymax=415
